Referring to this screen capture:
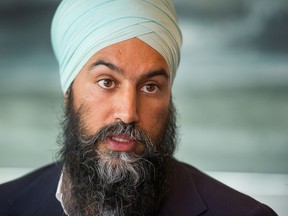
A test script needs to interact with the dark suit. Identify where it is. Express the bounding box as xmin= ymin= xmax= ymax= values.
xmin=0 ymin=159 xmax=277 ymax=216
